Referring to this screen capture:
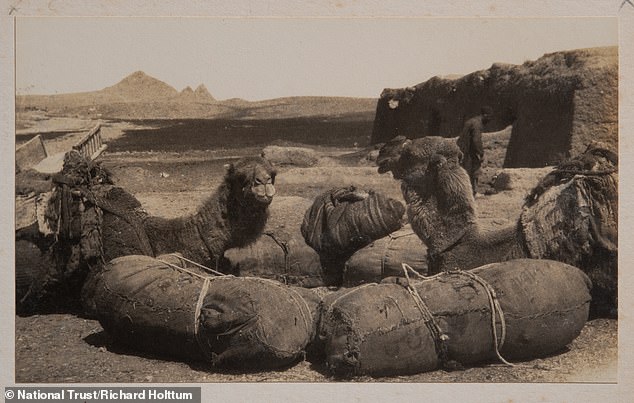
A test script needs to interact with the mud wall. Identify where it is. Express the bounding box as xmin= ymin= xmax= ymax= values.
xmin=371 ymin=47 xmax=617 ymax=168
xmin=569 ymin=55 xmax=619 ymax=157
